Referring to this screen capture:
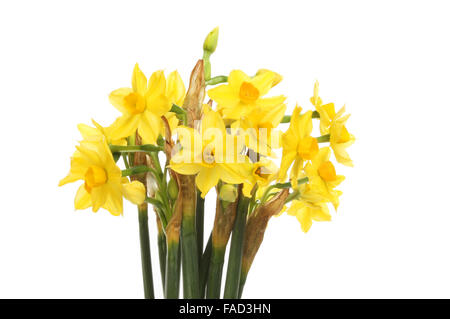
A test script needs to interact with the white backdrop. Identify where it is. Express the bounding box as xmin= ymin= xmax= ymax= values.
xmin=1 ymin=0 xmax=449 ymax=298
